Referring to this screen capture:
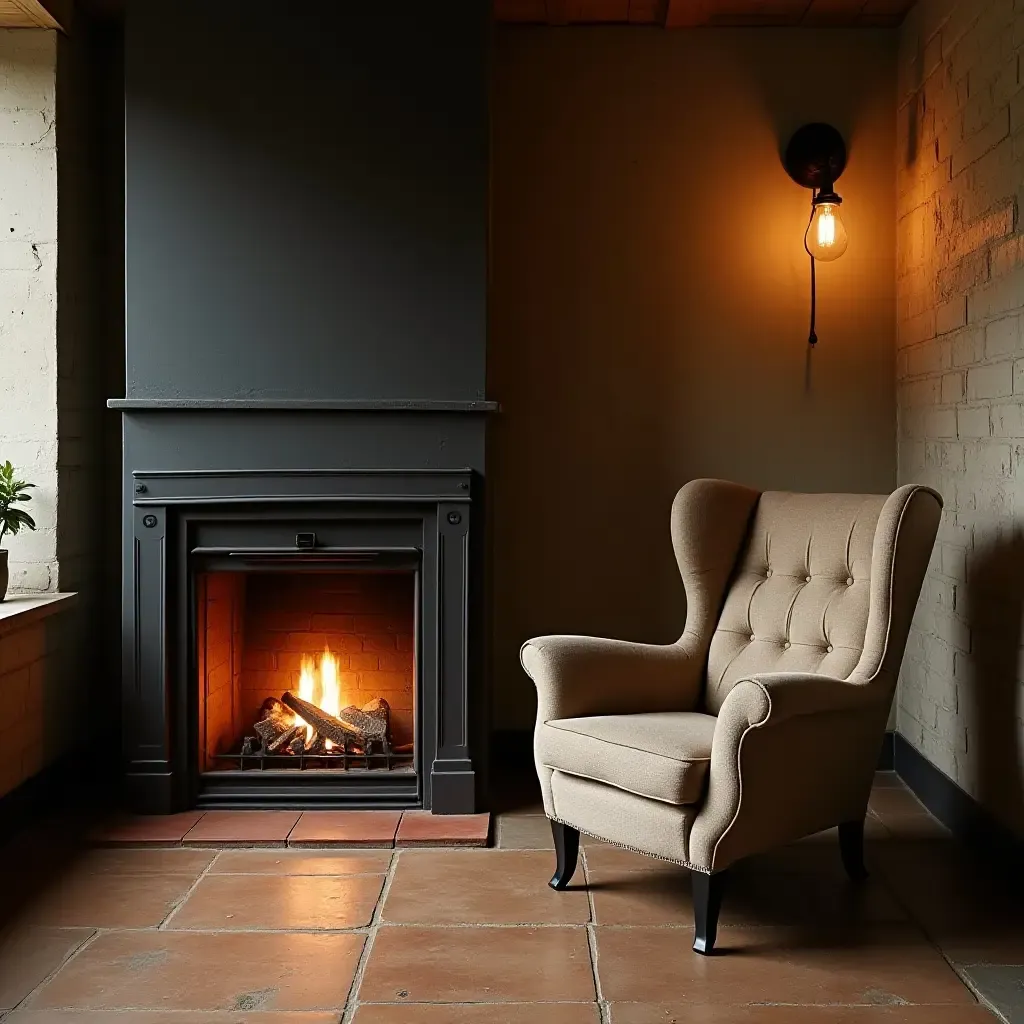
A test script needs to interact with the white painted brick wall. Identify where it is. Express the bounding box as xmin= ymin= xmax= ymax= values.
xmin=898 ymin=0 xmax=1024 ymax=834
xmin=0 ymin=30 xmax=57 ymax=593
